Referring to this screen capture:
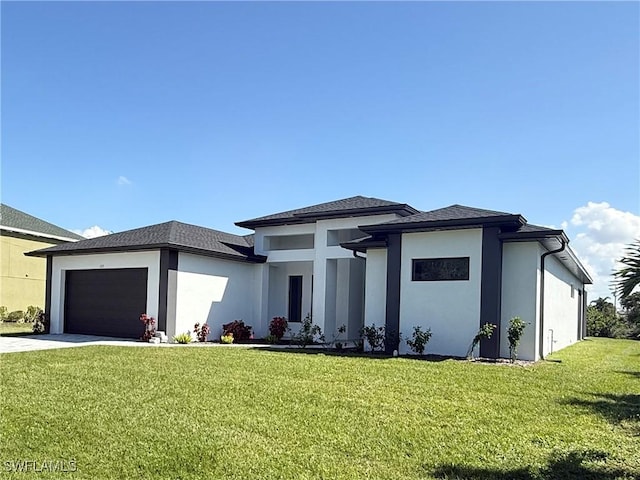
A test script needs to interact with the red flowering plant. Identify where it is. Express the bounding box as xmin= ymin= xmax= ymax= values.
xmin=140 ymin=314 xmax=156 ymax=342
xmin=222 ymin=320 xmax=252 ymax=342
xmin=269 ymin=316 xmax=289 ymax=340
xmin=193 ymin=323 xmax=211 ymax=342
